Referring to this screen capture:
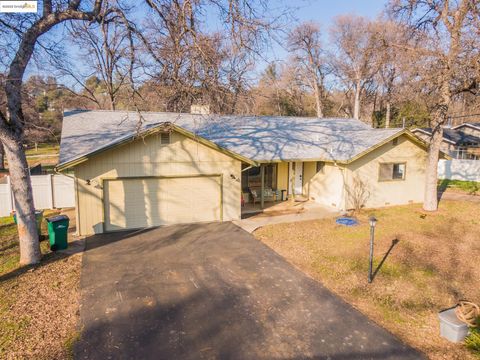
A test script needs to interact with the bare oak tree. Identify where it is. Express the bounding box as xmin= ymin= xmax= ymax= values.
xmin=330 ymin=15 xmax=382 ymax=120
xmin=389 ymin=0 xmax=480 ymax=211
xmin=375 ymin=21 xmax=405 ymax=128
xmin=288 ymin=22 xmax=327 ymax=118
xmin=0 ymin=1 xmax=108 ymax=265
xmin=57 ymin=16 xmax=134 ymax=110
